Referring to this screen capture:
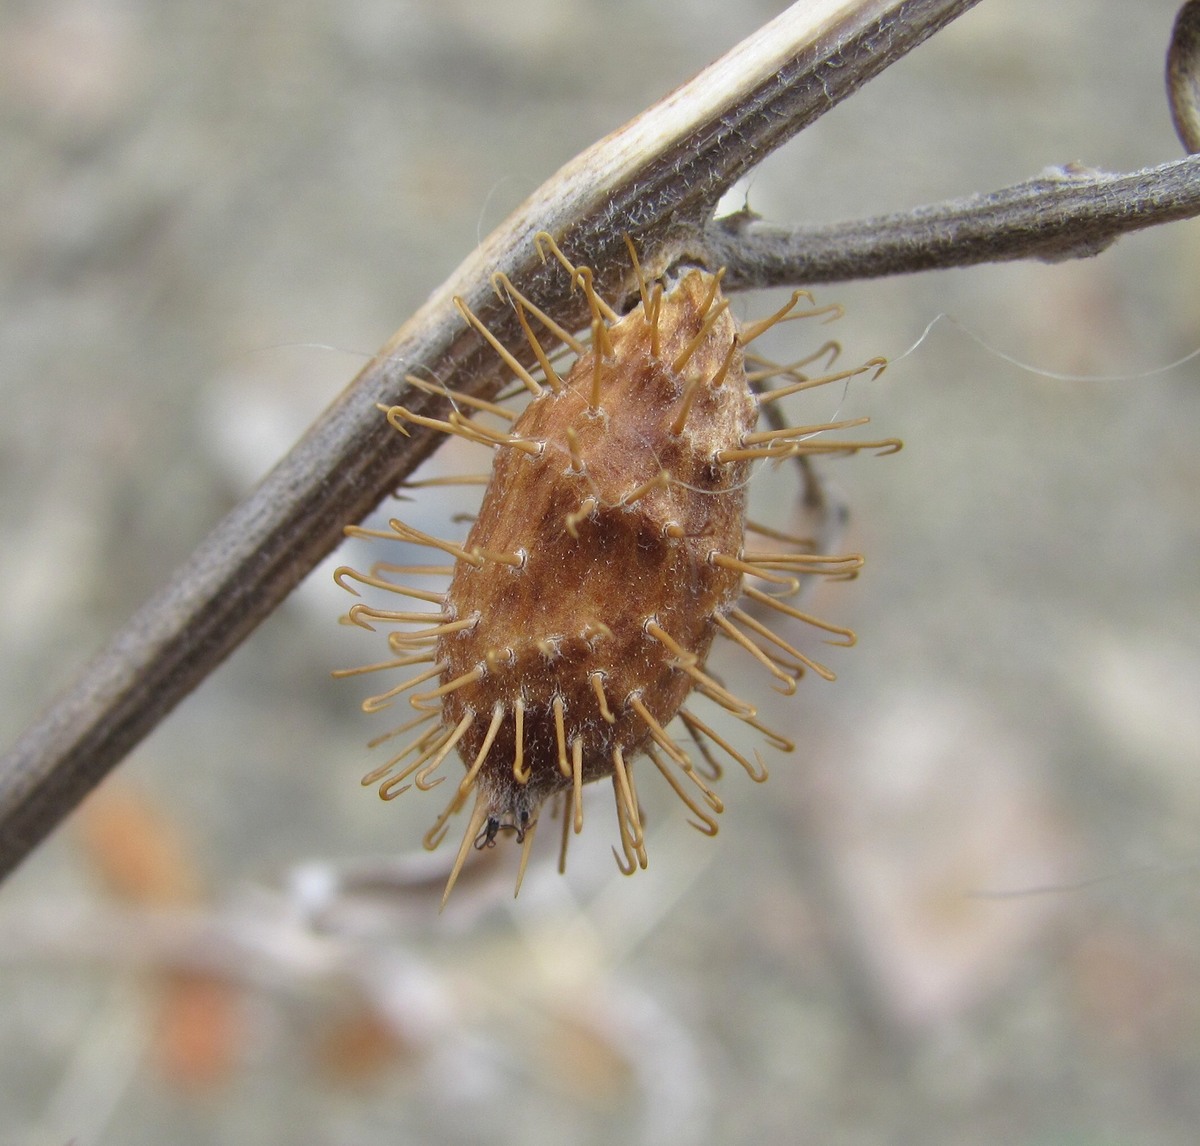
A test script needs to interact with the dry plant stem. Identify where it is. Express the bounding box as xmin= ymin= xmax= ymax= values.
xmin=705 ymin=154 xmax=1200 ymax=286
